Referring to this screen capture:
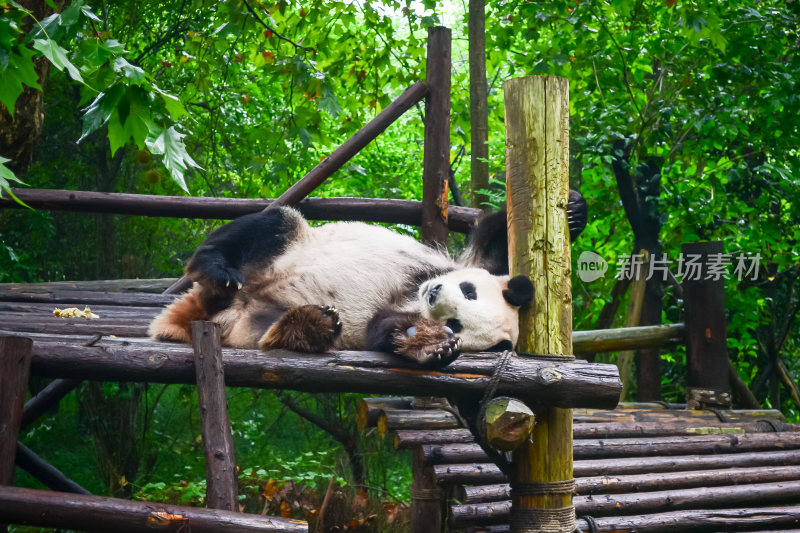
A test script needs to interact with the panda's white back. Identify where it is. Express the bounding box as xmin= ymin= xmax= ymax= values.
xmin=249 ymin=221 xmax=456 ymax=348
